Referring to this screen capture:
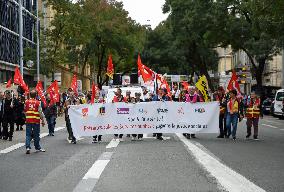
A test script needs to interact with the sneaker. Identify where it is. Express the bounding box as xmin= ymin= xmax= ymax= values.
xmin=71 ymin=140 xmax=77 ymax=144
xmin=246 ymin=134 xmax=251 ymax=139
xmin=253 ymin=136 xmax=259 ymax=141
xmin=232 ymin=137 xmax=236 ymax=141
xmin=138 ymin=138 xmax=143 ymax=141
xmin=26 ymin=149 xmax=31 ymax=154
xmin=92 ymin=140 xmax=98 ymax=143
xmin=51 ymin=133 xmax=55 ymax=136
xmin=36 ymin=148 xmax=46 ymax=152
